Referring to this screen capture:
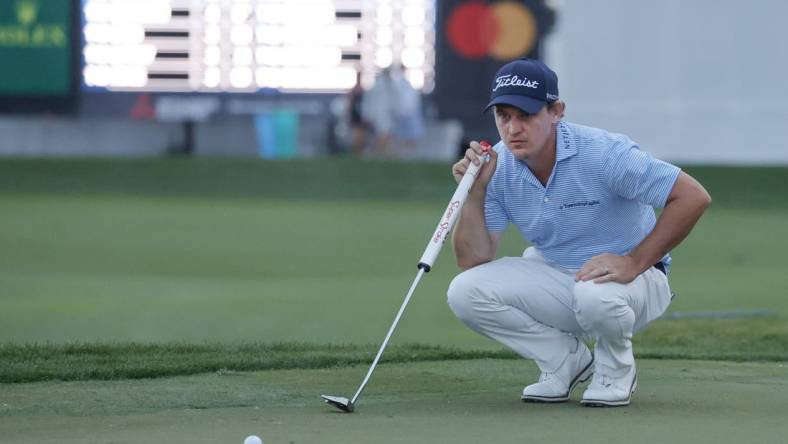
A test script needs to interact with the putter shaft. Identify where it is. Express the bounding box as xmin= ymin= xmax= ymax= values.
xmin=324 ymin=143 xmax=491 ymax=412
xmin=350 ymin=268 xmax=426 ymax=404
